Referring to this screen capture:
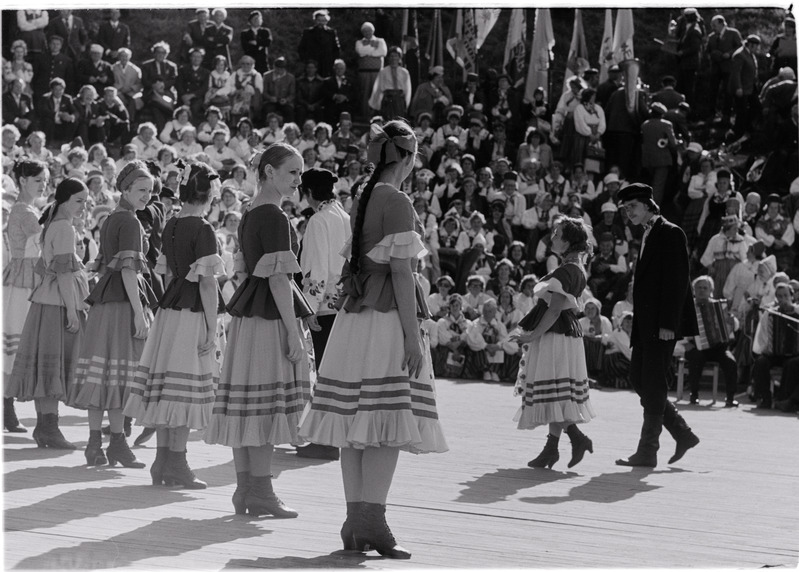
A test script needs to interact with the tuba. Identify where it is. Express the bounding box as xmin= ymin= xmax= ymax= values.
xmin=620 ymin=59 xmax=640 ymax=116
